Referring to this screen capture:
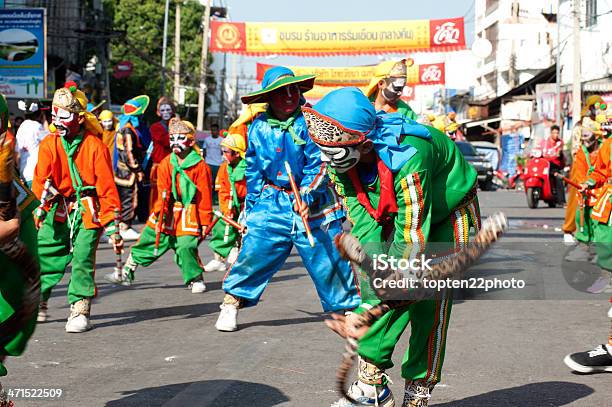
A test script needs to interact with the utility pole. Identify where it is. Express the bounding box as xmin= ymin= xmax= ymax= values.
xmin=161 ymin=0 xmax=170 ymax=96
xmin=555 ymin=0 xmax=561 ymax=126
xmin=93 ymin=0 xmax=110 ymax=108
xmin=219 ymin=52 xmax=227 ymax=128
xmin=196 ymin=0 xmax=212 ymax=131
xmin=509 ymin=1 xmax=518 ymax=88
xmin=173 ymin=1 xmax=181 ymax=104
xmin=571 ymin=0 xmax=581 ymax=124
